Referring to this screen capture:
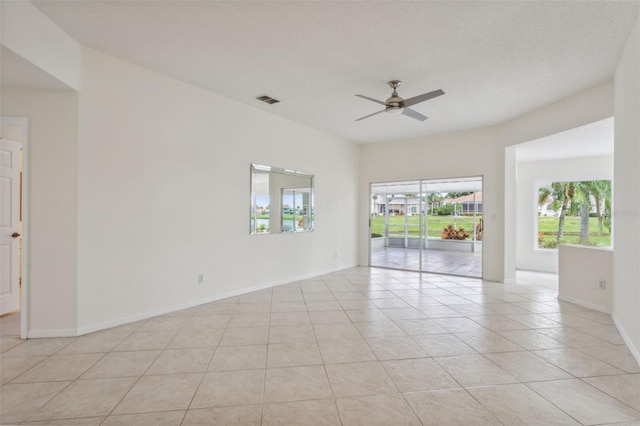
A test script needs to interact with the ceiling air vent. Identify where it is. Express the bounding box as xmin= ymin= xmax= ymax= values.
xmin=256 ymin=95 xmax=280 ymax=105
